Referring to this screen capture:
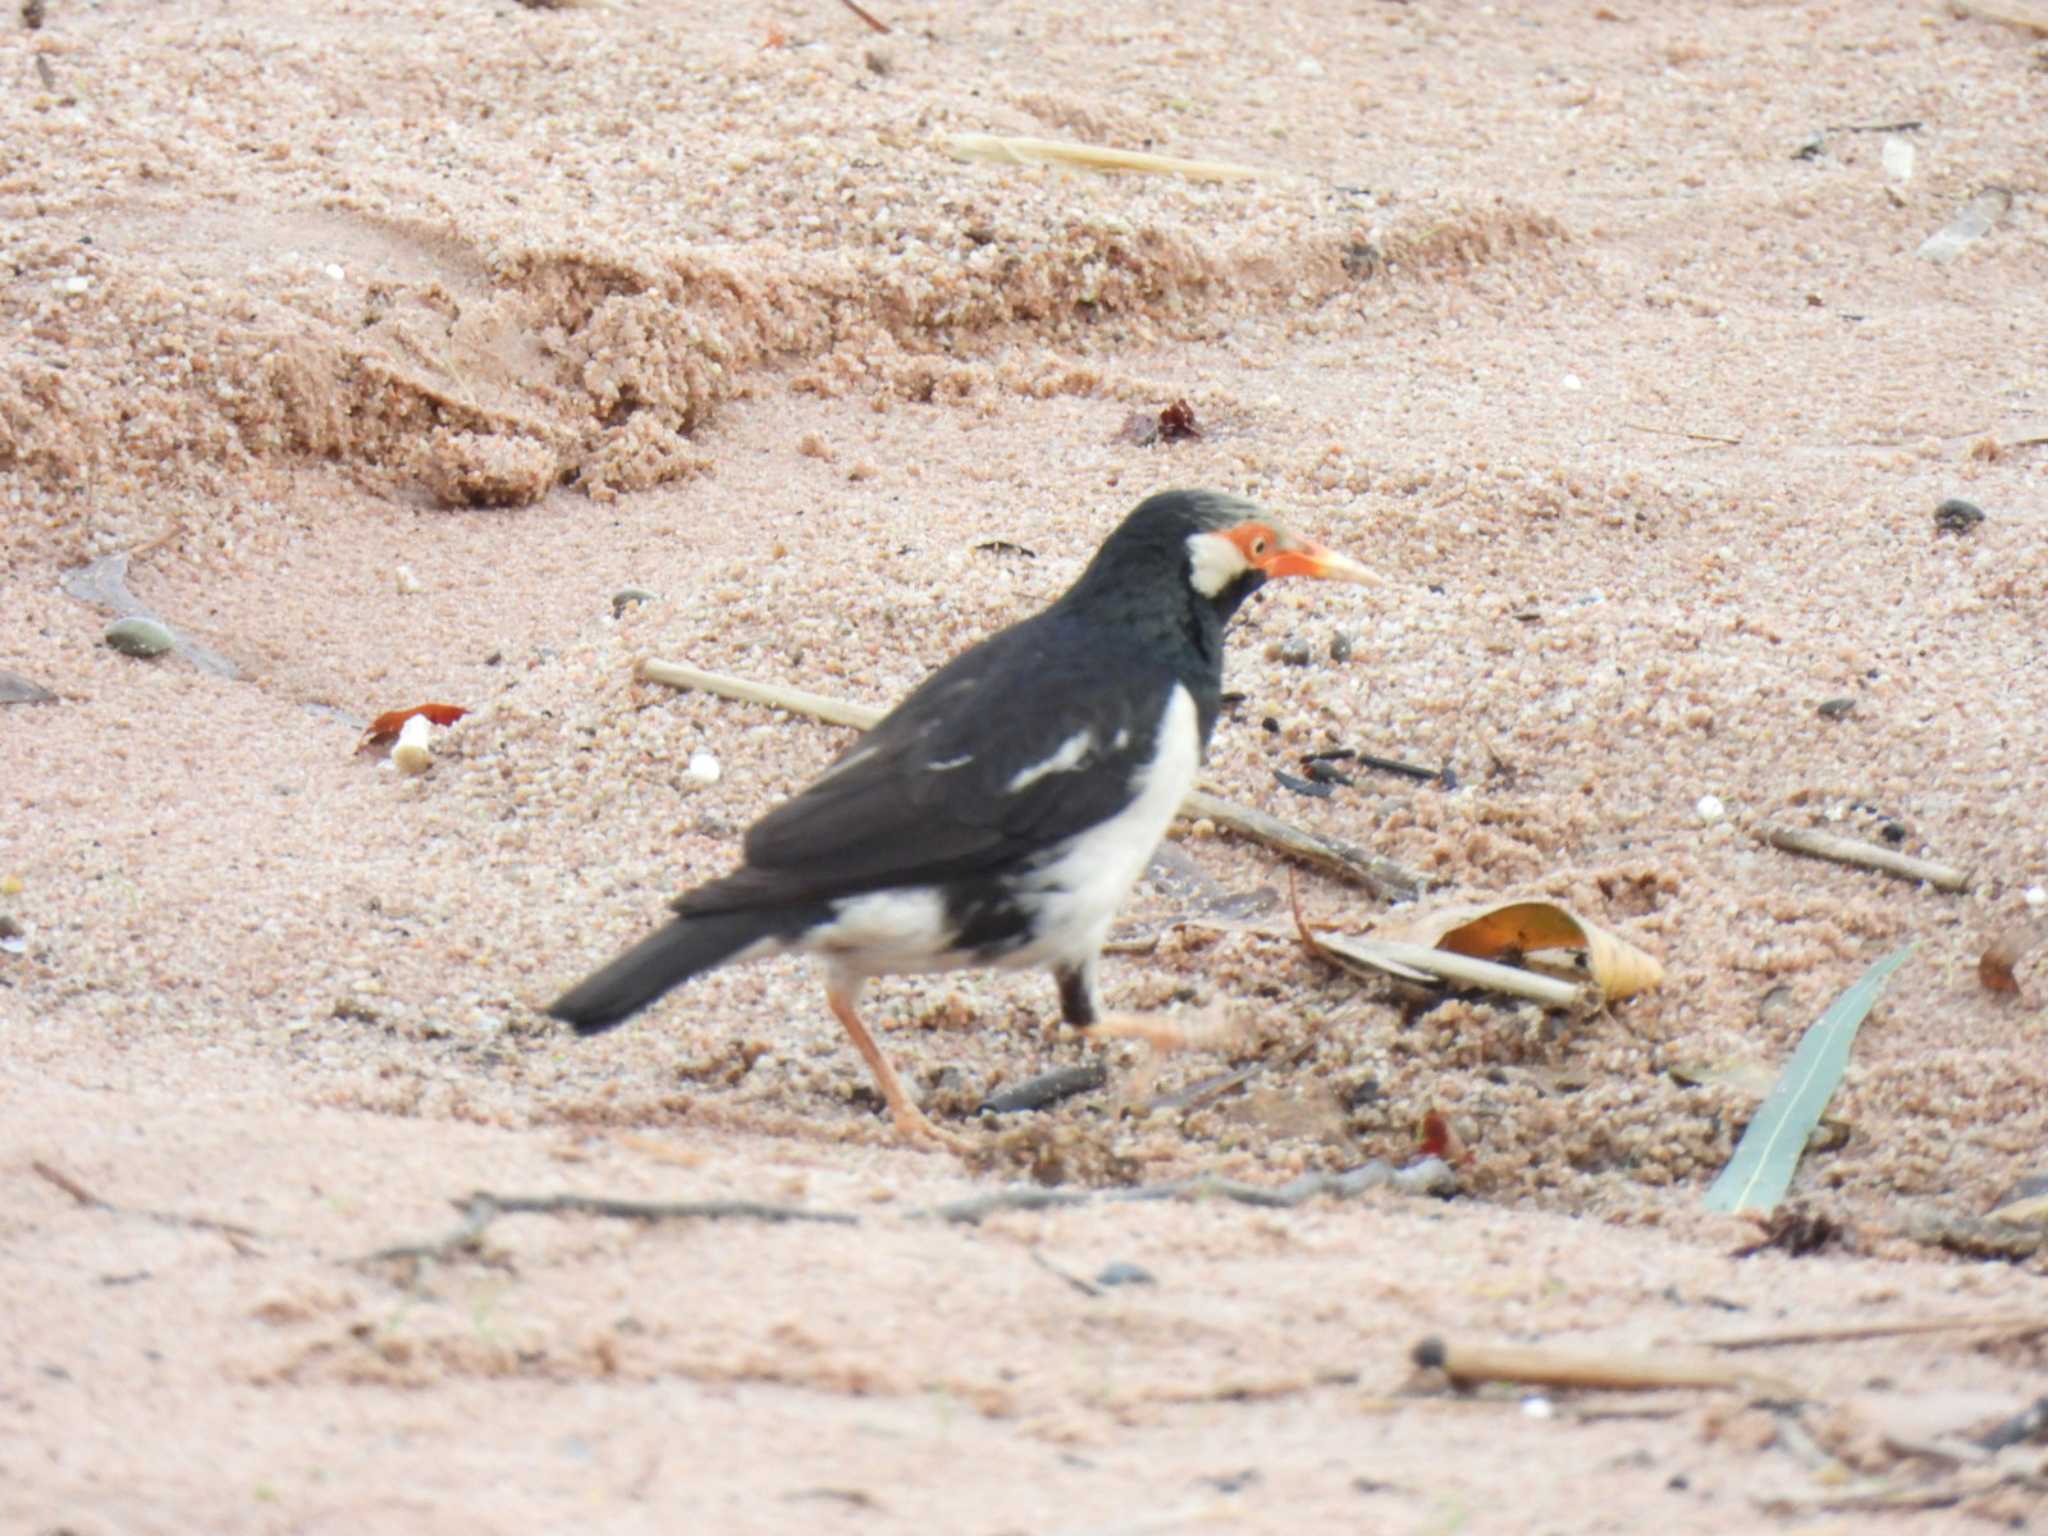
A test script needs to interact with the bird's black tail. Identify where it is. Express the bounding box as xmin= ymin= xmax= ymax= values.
xmin=547 ymin=912 xmax=772 ymax=1036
